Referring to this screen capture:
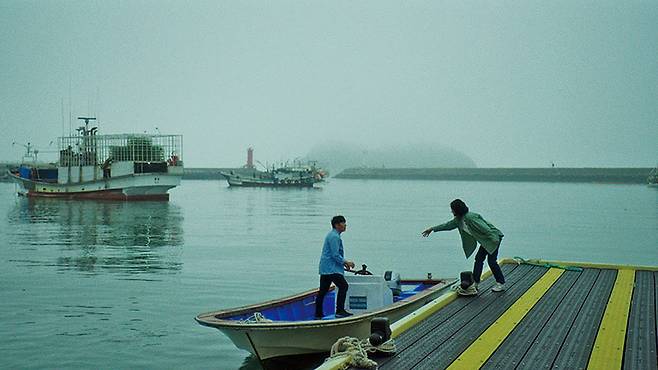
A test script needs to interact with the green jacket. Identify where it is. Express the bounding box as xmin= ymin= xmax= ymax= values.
xmin=431 ymin=212 xmax=504 ymax=258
